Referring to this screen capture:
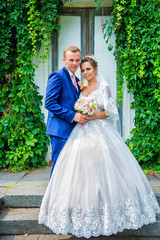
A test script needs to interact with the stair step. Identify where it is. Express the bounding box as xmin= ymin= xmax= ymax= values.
xmin=4 ymin=194 xmax=43 ymax=208
xmin=0 ymin=208 xmax=52 ymax=235
xmin=3 ymin=184 xmax=47 ymax=208
xmin=1 ymin=171 xmax=160 ymax=208
xmin=2 ymin=174 xmax=160 ymax=208
xmin=0 ymin=236 xmax=160 ymax=240
xmin=3 ymin=187 xmax=160 ymax=208
xmin=3 ymin=193 xmax=160 ymax=208
xmin=0 ymin=208 xmax=160 ymax=236
xmin=1 ymin=236 xmax=160 ymax=240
